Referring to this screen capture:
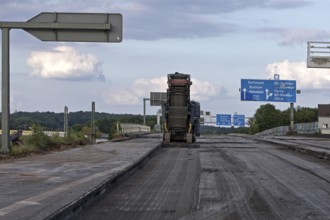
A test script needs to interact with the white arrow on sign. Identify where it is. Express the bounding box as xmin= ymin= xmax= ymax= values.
xmin=265 ymin=89 xmax=273 ymax=100
xmin=243 ymin=88 xmax=247 ymax=99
